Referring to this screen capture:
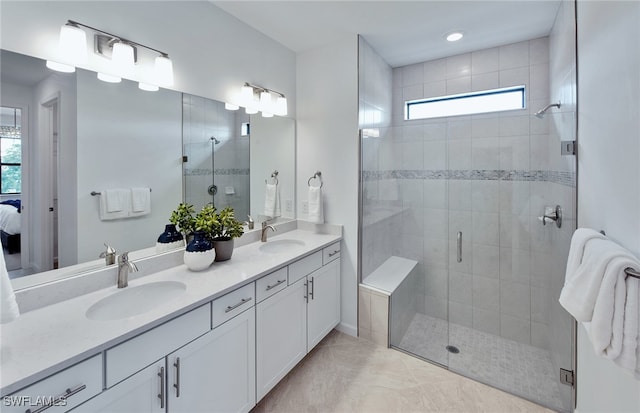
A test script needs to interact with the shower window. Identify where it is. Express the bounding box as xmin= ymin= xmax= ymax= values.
xmin=405 ymin=85 xmax=525 ymax=120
